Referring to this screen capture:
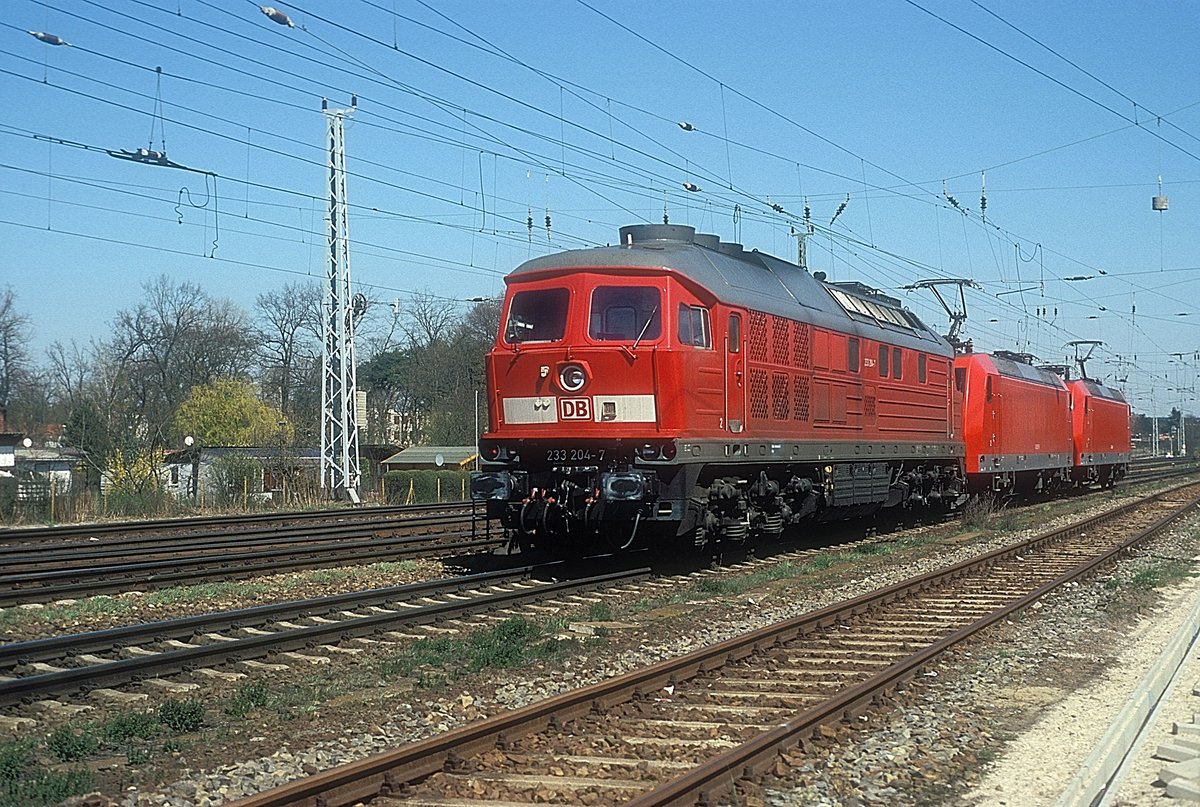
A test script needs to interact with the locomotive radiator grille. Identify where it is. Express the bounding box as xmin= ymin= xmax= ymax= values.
xmin=748 ymin=311 xmax=769 ymax=362
xmin=793 ymin=323 xmax=812 ymax=369
xmin=771 ymin=316 xmax=791 ymax=364
xmin=772 ymin=372 xmax=791 ymax=420
xmin=749 ymin=370 xmax=769 ymax=420
xmin=793 ymin=374 xmax=811 ymax=421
